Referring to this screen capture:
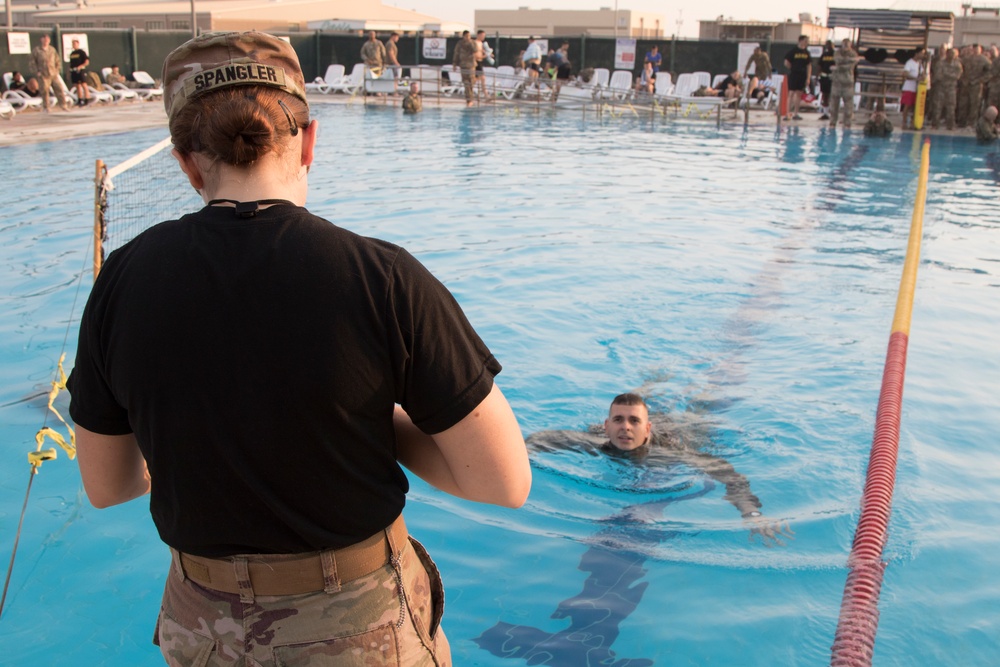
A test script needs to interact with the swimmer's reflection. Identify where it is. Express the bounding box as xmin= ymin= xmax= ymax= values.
xmin=476 ymin=393 xmax=792 ymax=666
